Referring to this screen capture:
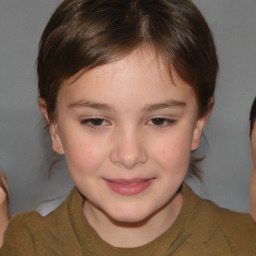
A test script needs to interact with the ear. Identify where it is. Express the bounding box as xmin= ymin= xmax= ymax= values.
xmin=38 ymin=98 xmax=65 ymax=155
xmin=191 ymin=98 xmax=214 ymax=151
